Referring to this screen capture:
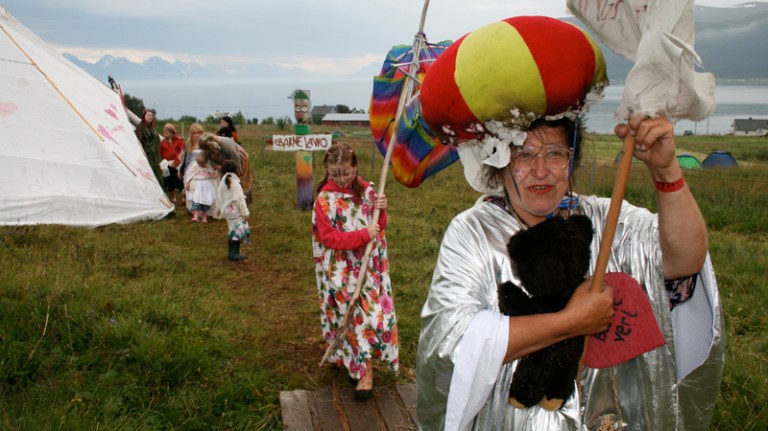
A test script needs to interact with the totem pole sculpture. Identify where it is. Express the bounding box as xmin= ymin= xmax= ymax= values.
xmin=271 ymin=90 xmax=332 ymax=210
